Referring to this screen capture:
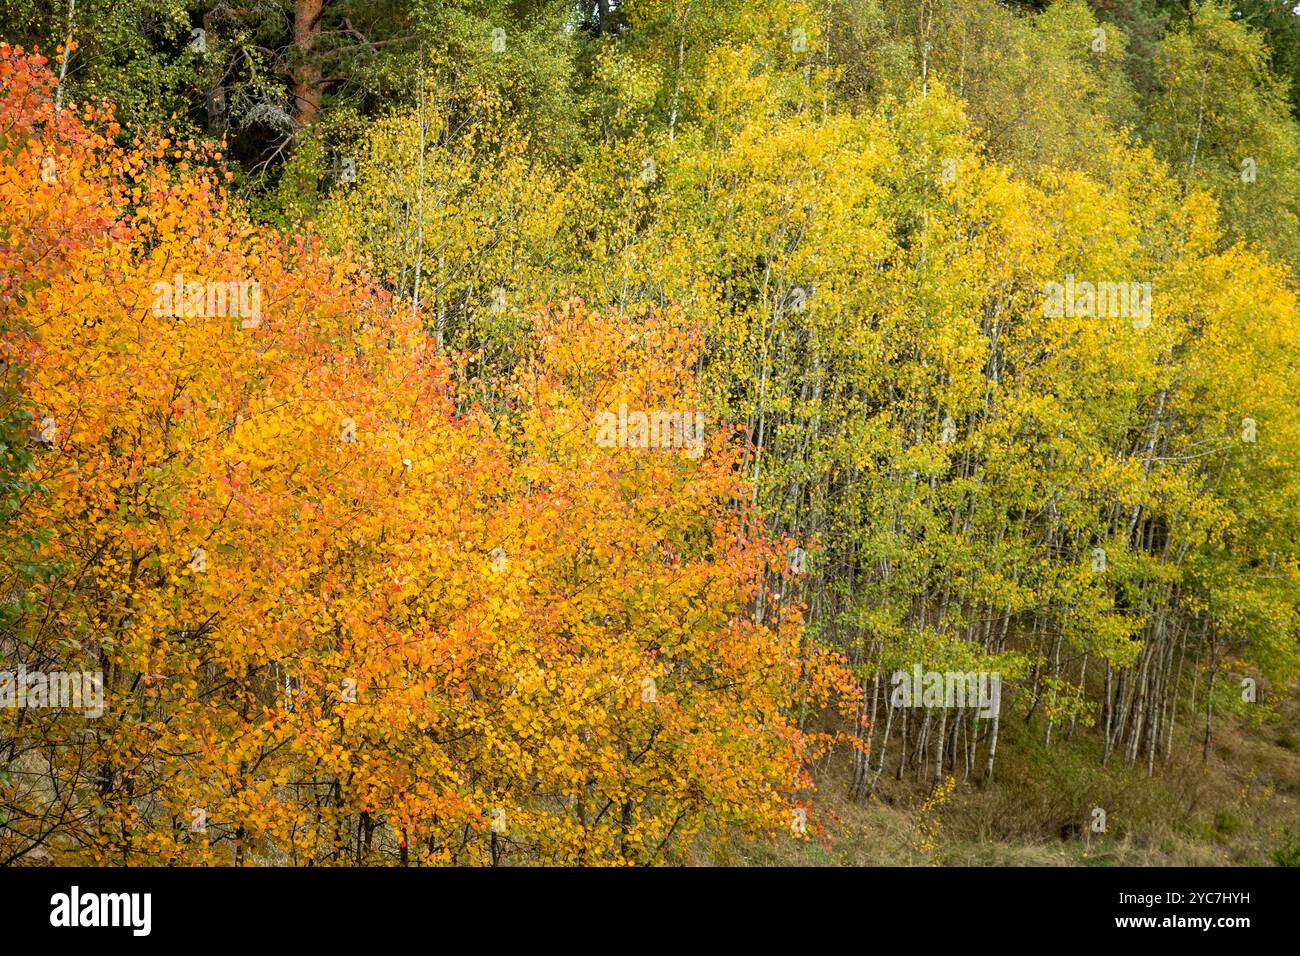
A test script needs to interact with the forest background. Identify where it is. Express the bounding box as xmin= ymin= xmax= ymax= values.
xmin=1 ymin=0 xmax=1298 ymax=865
